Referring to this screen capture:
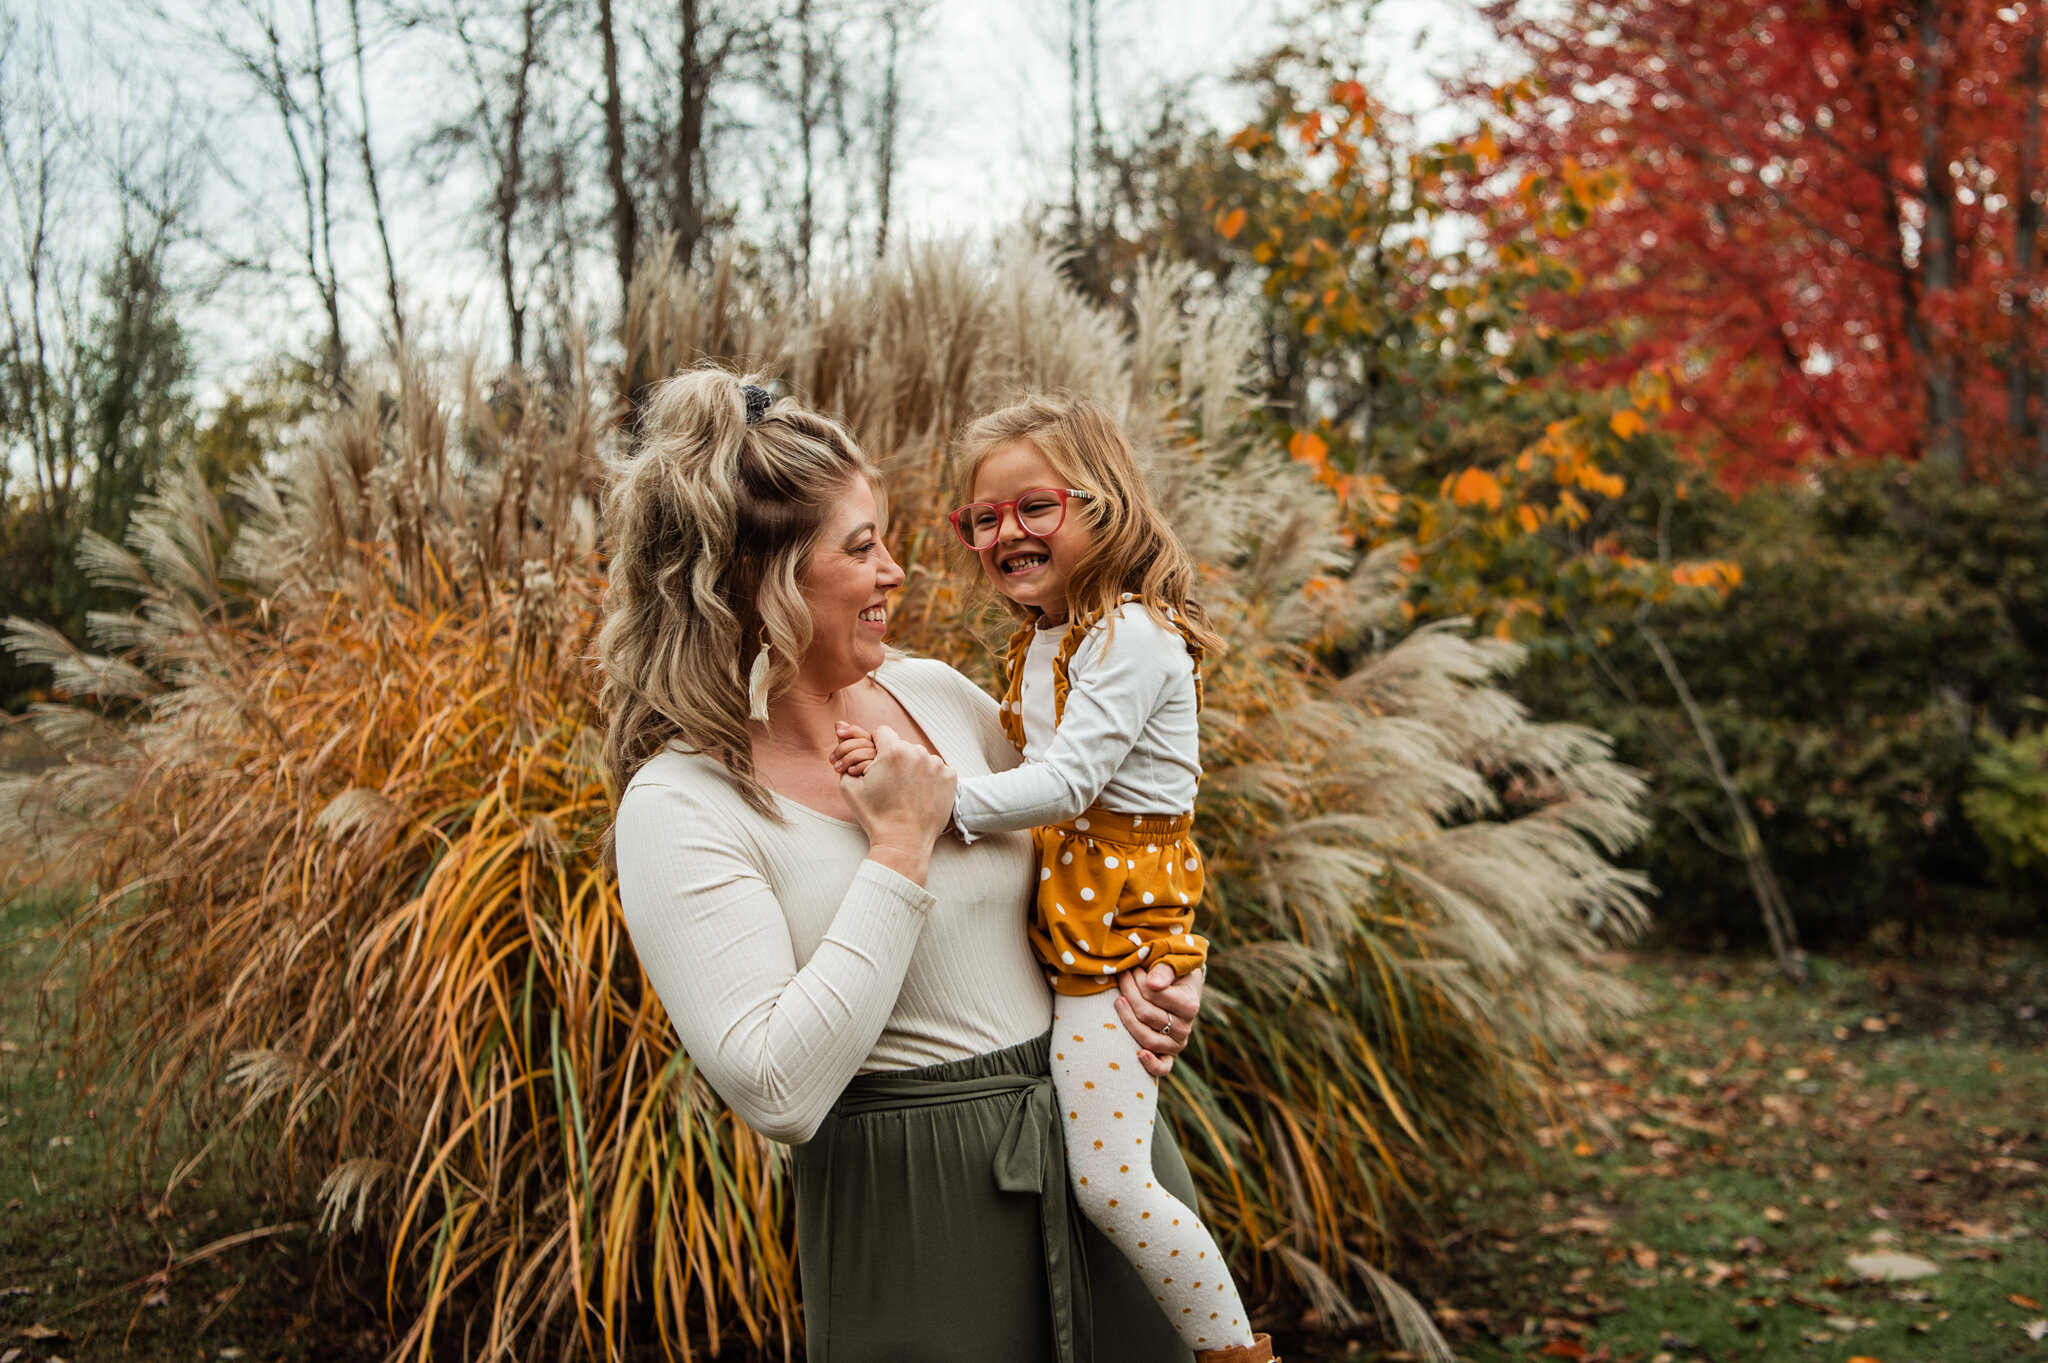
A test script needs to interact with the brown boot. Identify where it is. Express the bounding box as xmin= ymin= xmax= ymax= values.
xmin=1194 ymin=1335 xmax=1277 ymax=1363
